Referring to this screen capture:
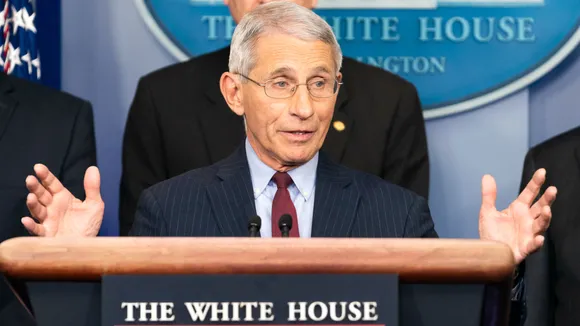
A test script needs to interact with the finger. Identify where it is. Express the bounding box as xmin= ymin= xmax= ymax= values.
xmin=517 ymin=168 xmax=546 ymax=207
xmin=534 ymin=235 xmax=545 ymax=249
xmin=25 ymin=175 xmax=52 ymax=206
xmin=480 ymin=174 xmax=497 ymax=214
xmin=530 ymin=186 xmax=557 ymax=216
xmin=34 ymin=163 xmax=64 ymax=195
xmin=21 ymin=217 xmax=46 ymax=236
xmin=84 ymin=166 xmax=102 ymax=202
xmin=525 ymin=235 xmax=545 ymax=256
xmin=532 ymin=206 xmax=552 ymax=235
xmin=26 ymin=193 xmax=48 ymax=222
